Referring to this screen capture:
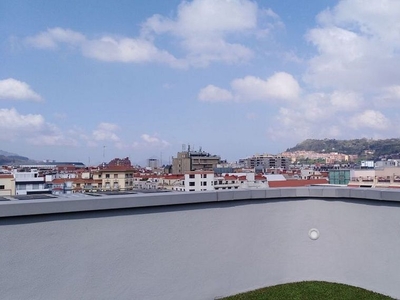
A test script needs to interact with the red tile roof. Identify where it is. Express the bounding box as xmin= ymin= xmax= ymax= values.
xmin=99 ymin=166 xmax=136 ymax=172
xmin=268 ymin=179 xmax=328 ymax=188
xmin=0 ymin=174 xmax=13 ymax=179
xmin=163 ymin=175 xmax=184 ymax=180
